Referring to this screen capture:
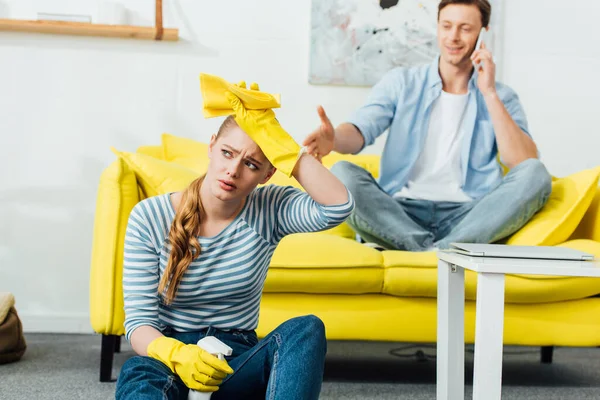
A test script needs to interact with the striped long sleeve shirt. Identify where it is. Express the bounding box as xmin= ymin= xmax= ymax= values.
xmin=123 ymin=185 xmax=354 ymax=341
